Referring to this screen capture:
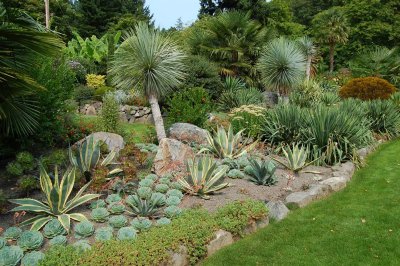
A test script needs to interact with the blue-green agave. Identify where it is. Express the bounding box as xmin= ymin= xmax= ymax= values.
xmin=150 ymin=192 xmax=166 ymax=207
xmin=137 ymin=187 xmax=152 ymax=199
